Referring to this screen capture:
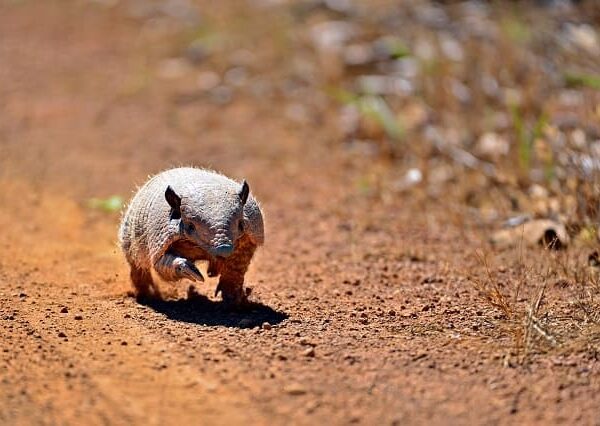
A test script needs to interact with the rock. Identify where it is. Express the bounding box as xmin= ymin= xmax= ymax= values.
xmin=413 ymin=38 xmax=436 ymax=61
xmin=564 ymin=23 xmax=599 ymax=54
xmin=299 ymin=337 xmax=315 ymax=346
xmin=310 ymin=21 xmax=357 ymax=81
xmin=343 ymin=43 xmax=375 ymax=66
xmin=196 ymin=71 xmax=220 ymax=91
xmin=439 ymin=35 xmax=464 ymax=62
xmin=450 ymin=79 xmax=471 ymax=103
xmin=323 ymin=0 xmax=354 ymax=14
xmin=415 ymin=3 xmax=448 ymax=27
xmin=284 ymin=383 xmax=307 ymax=395
xmin=476 ymin=132 xmax=509 ymax=160
xmin=491 ymin=219 xmax=569 ymax=250
xmin=303 ymin=347 xmax=315 ymax=357
xmin=481 ymin=74 xmax=500 ymax=98
xmin=224 ymin=67 xmax=247 ymax=87
xmin=372 ymin=36 xmax=410 ymax=61
xmin=60 ymin=307 xmax=68 ymax=314
xmin=262 ymin=322 xmax=272 ymax=330
xmin=310 ymin=21 xmax=356 ymax=51
xmin=183 ymin=41 xmax=209 ymax=65
xmin=357 ymin=75 xmax=412 ymax=96
xmin=502 ymin=215 xmax=531 ymax=228
xmin=393 ymin=168 xmax=422 ymax=192
xmin=210 ymin=85 xmax=233 ymax=105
